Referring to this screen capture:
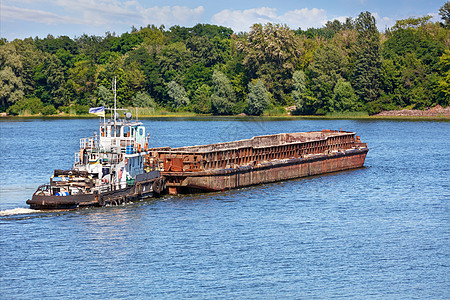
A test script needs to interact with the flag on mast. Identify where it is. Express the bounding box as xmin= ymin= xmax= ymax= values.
xmin=89 ymin=106 xmax=105 ymax=117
